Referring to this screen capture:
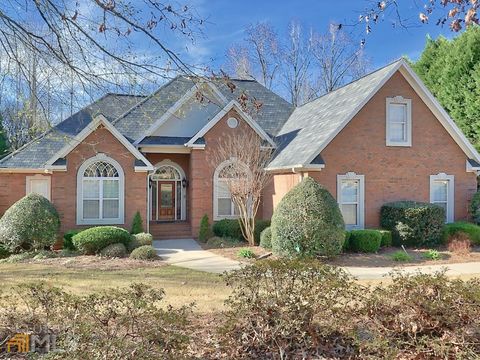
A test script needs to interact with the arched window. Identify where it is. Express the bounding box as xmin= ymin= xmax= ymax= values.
xmin=213 ymin=160 xmax=246 ymax=220
xmin=77 ymin=155 xmax=125 ymax=225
